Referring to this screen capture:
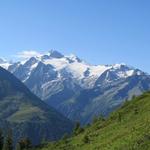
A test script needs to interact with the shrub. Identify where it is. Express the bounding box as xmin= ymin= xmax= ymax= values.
xmin=82 ymin=135 xmax=90 ymax=144
xmin=73 ymin=122 xmax=84 ymax=135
